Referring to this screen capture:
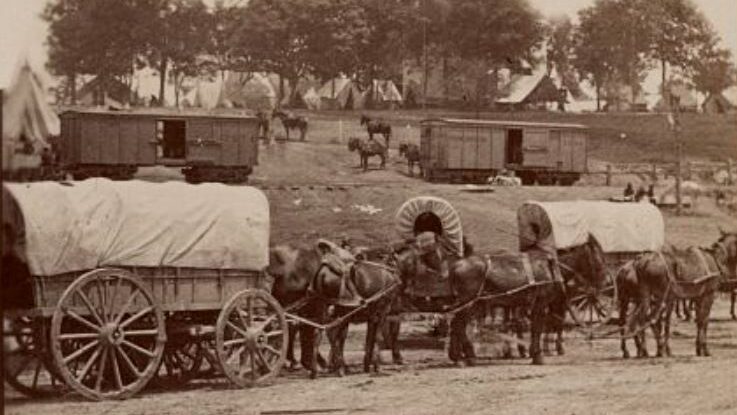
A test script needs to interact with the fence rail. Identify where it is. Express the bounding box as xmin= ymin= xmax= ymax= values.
xmin=588 ymin=159 xmax=734 ymax=186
